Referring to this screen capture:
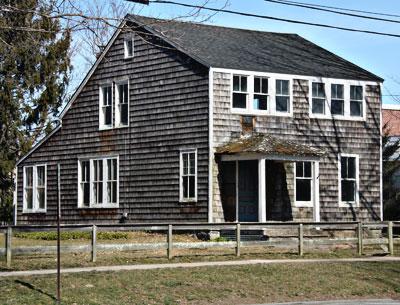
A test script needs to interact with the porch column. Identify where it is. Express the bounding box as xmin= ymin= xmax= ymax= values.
xmin=313 ymin=161 xmax=320 ymax=222
xmin=258 ymin=158 xmax=266 ymax=222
